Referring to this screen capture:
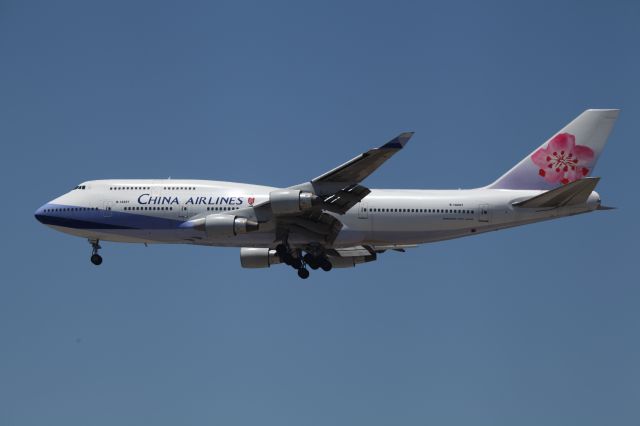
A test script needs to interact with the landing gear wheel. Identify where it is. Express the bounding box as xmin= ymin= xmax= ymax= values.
xmin=320 ymin=259 xmax=332 ymax=272
xmin=89 ymin=239 xmax=103 ymax=266
xmin=303 ymin=253 xmax=319 ymax=270
xmin=297 ymin=268 xmax=310 ymax=279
